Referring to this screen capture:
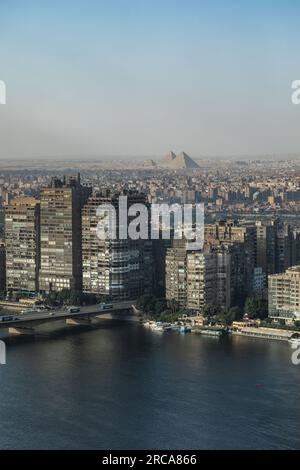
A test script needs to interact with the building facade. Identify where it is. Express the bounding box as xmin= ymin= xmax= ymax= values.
xmin=0 ymin=240 xmax=6 ymax=292
xmin=5 ymin=197 xmax=40 ymax=293
xmin=39 ymin=175 xmax=91 ymax=293
xmin=82 ymin=190 xmax=153 ymax=300
xmin=186 ymin=249 xmax=231 ymax=311
xmin=186 ymin=251 xmax=216 ymax=310
xmin=268 ymin=266 xmax=300 ymax=324
xmin=165 ymin=239 xmax=187 ymax=308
